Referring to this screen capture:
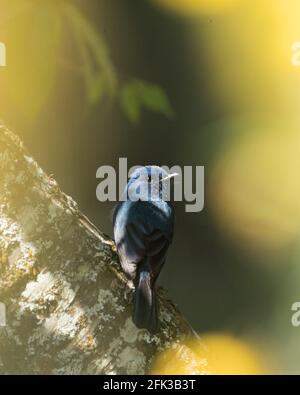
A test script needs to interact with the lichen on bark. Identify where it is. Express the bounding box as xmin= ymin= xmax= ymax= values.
xmin=0 ymin=125 xmax=199 ymax=374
